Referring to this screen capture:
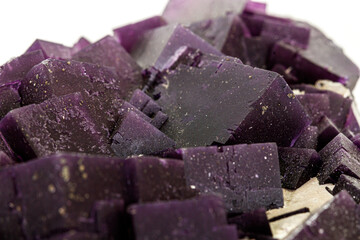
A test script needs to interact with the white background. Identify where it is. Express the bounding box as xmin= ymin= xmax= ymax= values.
xmin=1 ymin=0 xmax=360 ymax=96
